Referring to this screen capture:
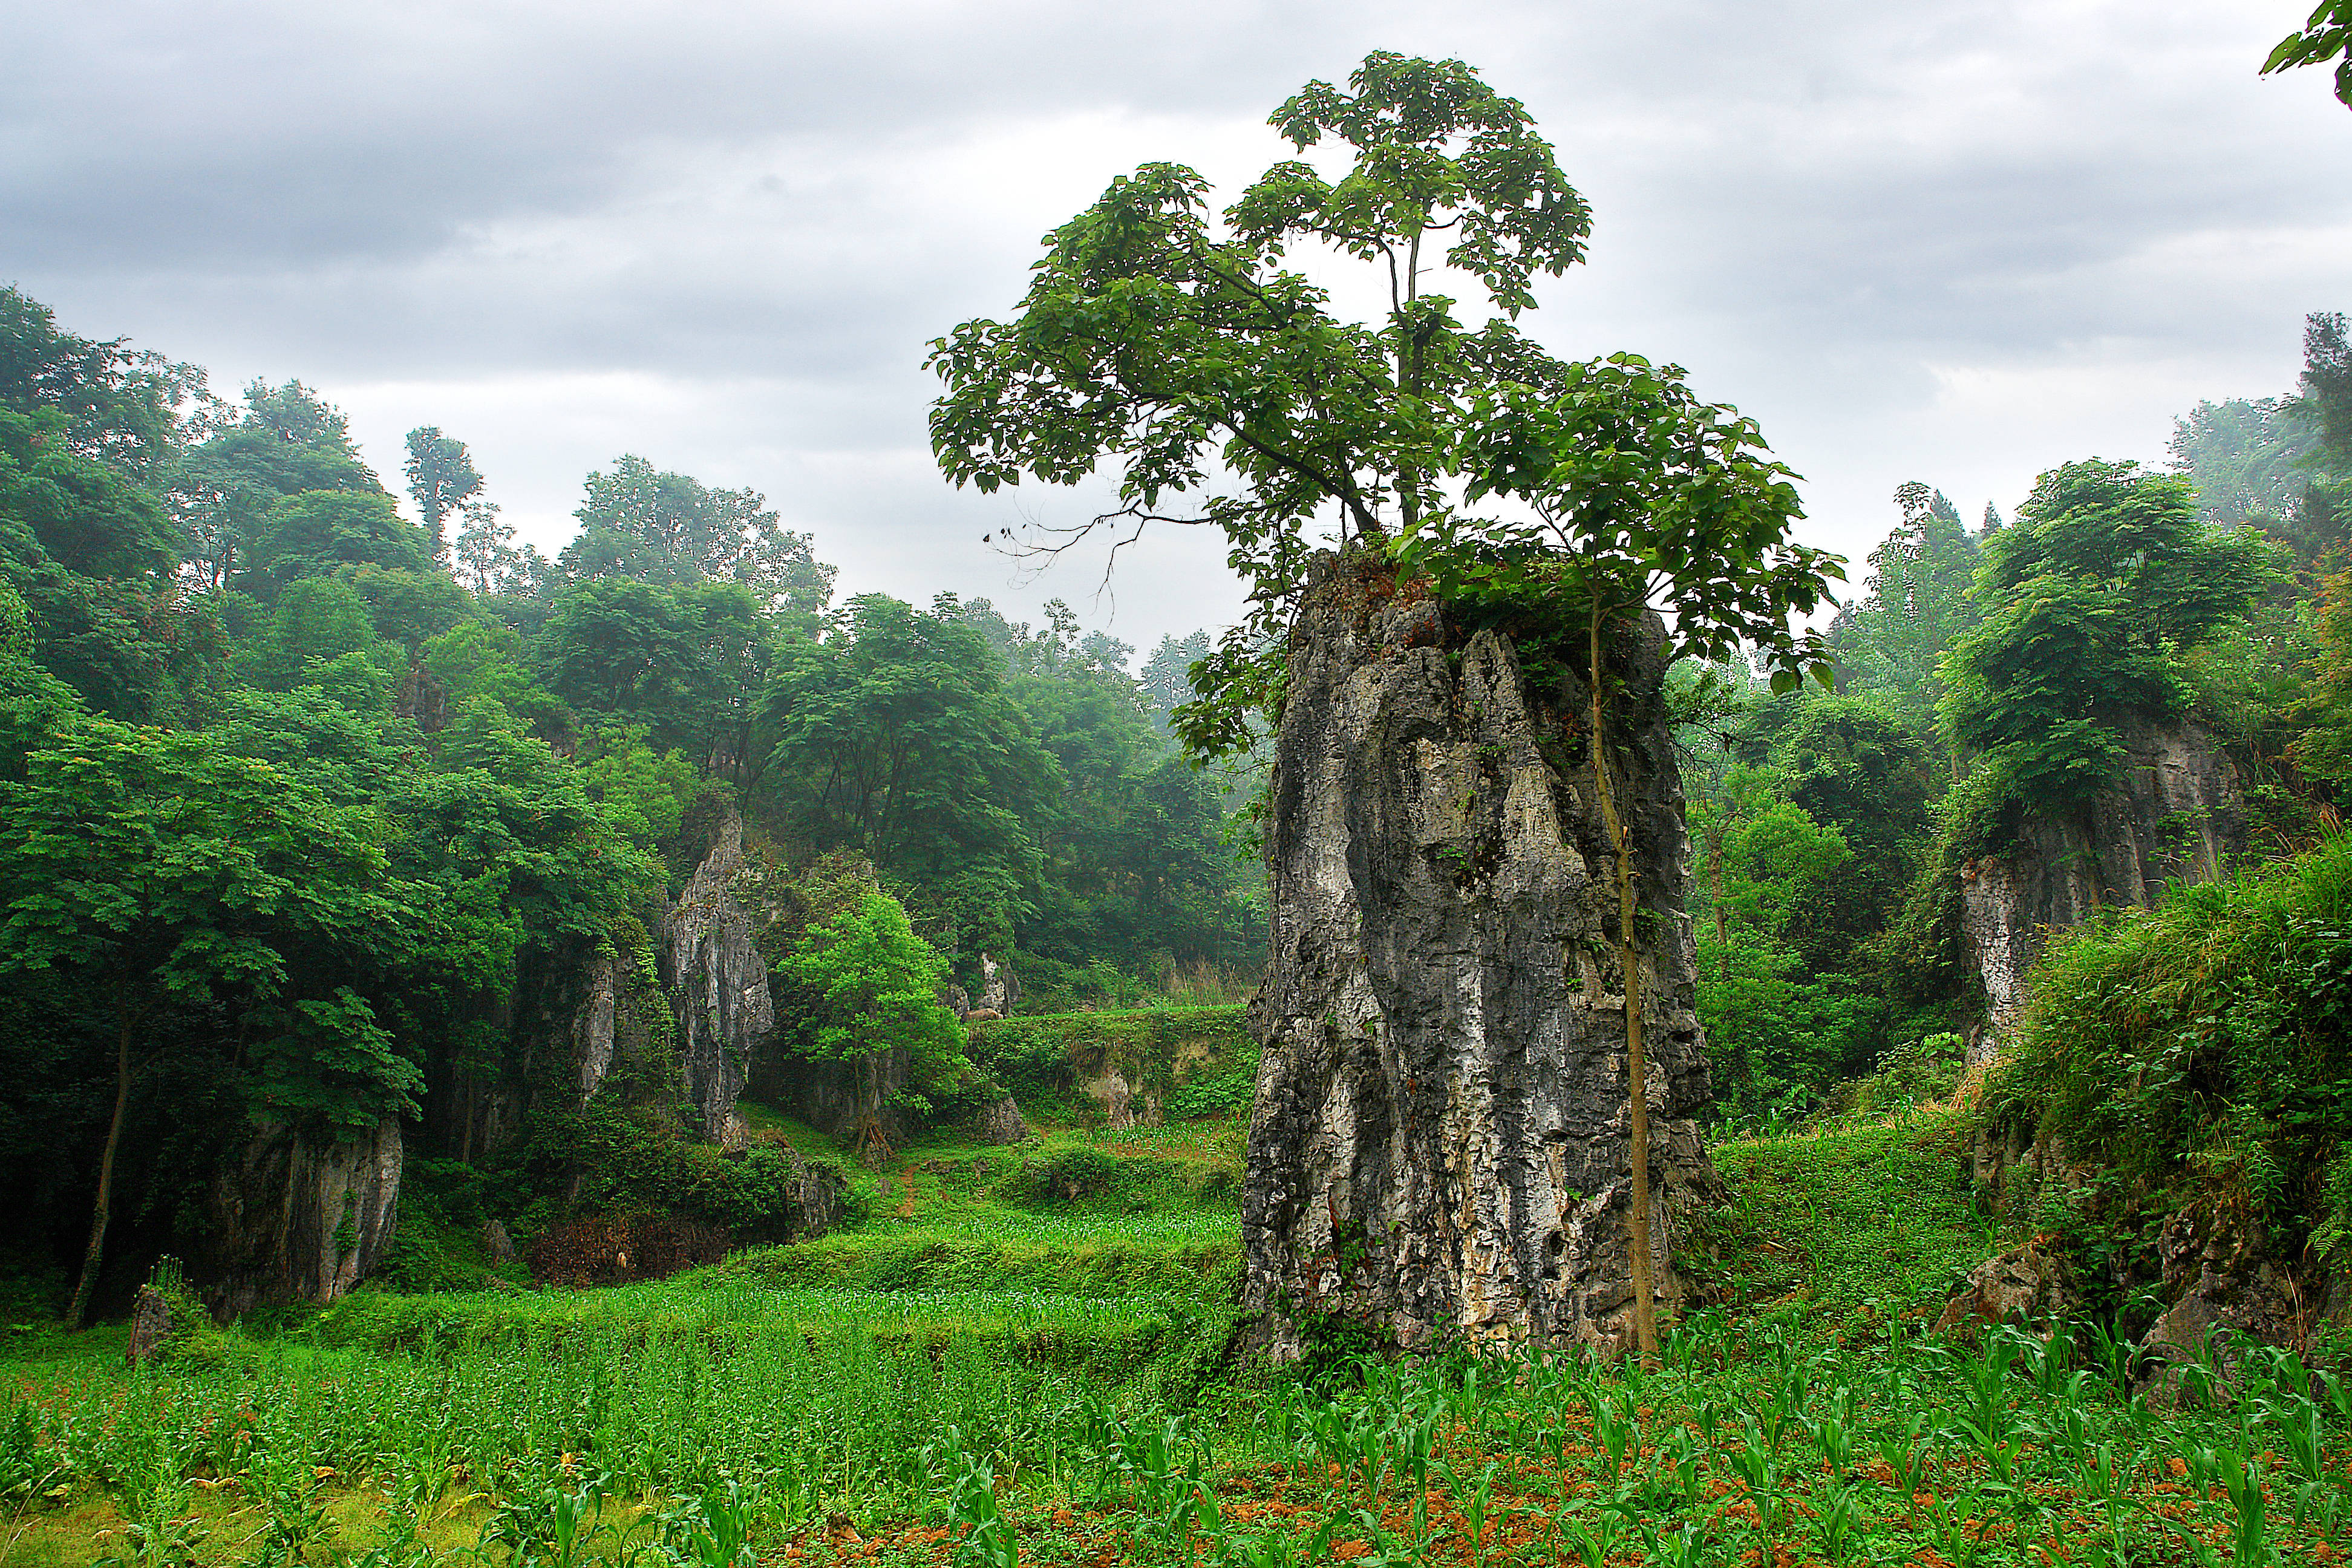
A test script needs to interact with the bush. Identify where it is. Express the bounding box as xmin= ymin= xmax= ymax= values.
xmin=1987 ymin=834 xmax=2352 ymax=1255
